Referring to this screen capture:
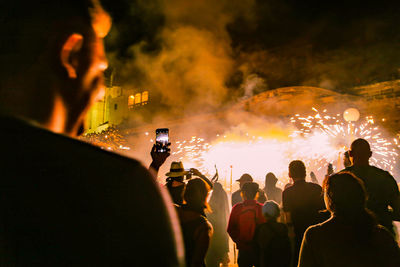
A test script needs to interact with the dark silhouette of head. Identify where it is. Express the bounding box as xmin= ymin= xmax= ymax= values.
xmin=349 ymin=138 xmax=372 ymax=166
xmin=237 ymin=173 xmax=253 ymax=188
xmin=323 ymin=172 xmax=367 ymax=217
xmin=1 ymin=0 xmax=111 ymax=136
xmin=241 ymin=182 xmax=259 ymax=200
xmin=289 ymin=160 xmax=306 ymax=181
xmin=184 ymin=178 xmax=211 ymax=211
xmin=265 ymin=172 xmax=278 ymax=188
